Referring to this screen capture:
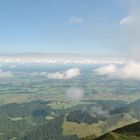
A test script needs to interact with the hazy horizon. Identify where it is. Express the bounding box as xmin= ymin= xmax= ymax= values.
xmin=0 ymin=0 xmax=140 ymax=60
